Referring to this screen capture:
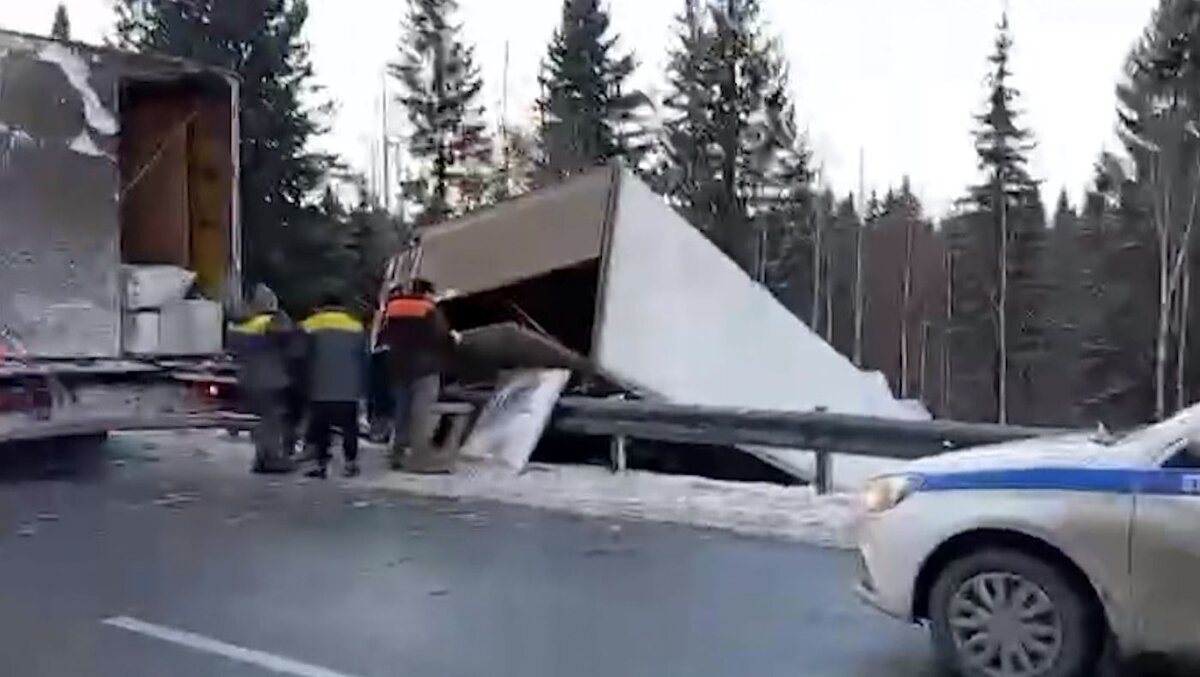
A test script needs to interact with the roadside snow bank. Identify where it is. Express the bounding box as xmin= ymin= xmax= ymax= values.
xmin=118 ymin=430 xmax=863 ymax=548
xmin=352 ymin=460 xmax=861 ymax=548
